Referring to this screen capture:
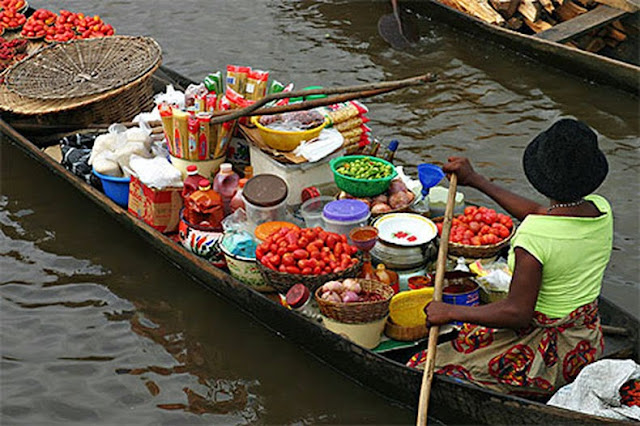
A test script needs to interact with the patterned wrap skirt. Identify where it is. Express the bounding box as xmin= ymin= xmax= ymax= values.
xmin=407 ymin=300 xmax=603 ymax=399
